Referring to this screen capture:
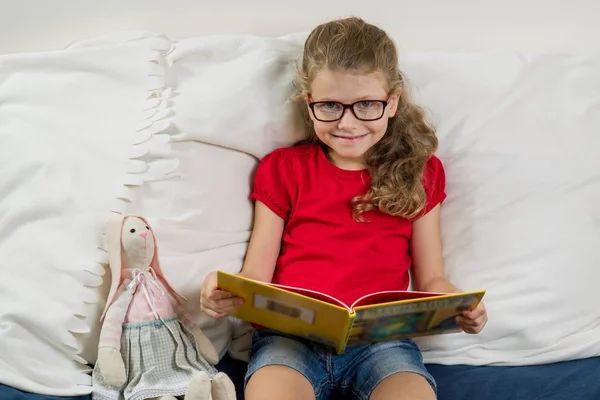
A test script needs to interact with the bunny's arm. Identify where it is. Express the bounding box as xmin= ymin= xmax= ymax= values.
xmin=99 ymin=281 xmax=134 ymax=351
xmin=229 ymin=319 xmax=253 ymax=363
xmin=172 ymin=299 xmax=195 ymax=330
